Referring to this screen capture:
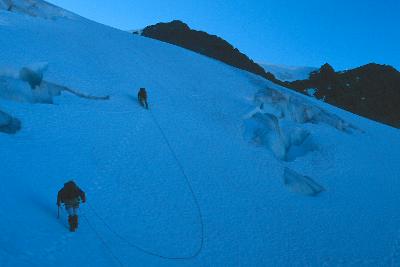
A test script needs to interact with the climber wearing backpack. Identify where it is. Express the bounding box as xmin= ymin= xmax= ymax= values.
xmin=57 ymin=181 xmax=86 ymax=232
xmin=138 ymin=87 xmax=149 ymax=109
